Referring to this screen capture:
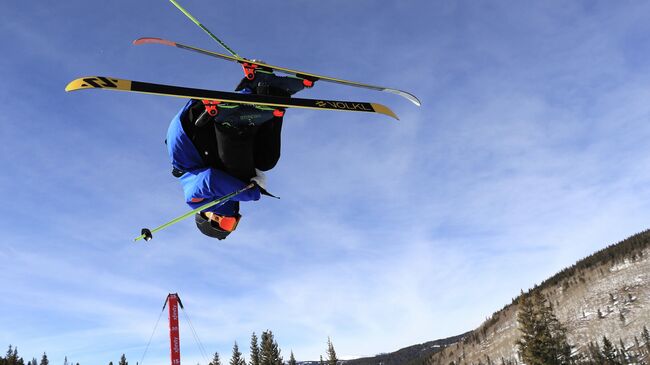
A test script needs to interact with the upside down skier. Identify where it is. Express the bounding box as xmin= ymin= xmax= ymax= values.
xmin=166 ymin=69 xmax=306 ymax=240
